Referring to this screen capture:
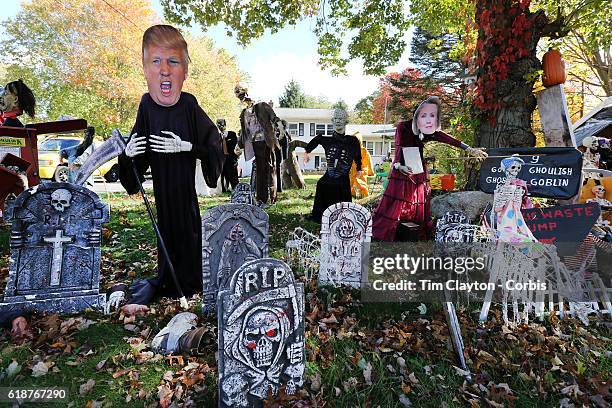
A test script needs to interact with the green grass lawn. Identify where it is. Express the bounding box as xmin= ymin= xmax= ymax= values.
xmin=0 ymin=177 xmax=610 ymax=407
